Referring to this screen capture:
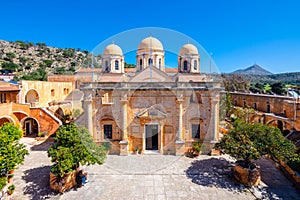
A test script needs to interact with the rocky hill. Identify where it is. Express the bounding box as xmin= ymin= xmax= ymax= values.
xmin=0 ymin=40 xmax=101 ymax=80
xmin=232 ymin=64 xmax=273 ymax=75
